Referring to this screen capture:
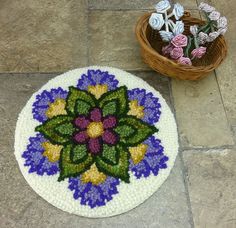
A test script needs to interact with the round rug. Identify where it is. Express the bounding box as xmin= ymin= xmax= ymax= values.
xmin=14 ymin=66 xmax=178 ymax=217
